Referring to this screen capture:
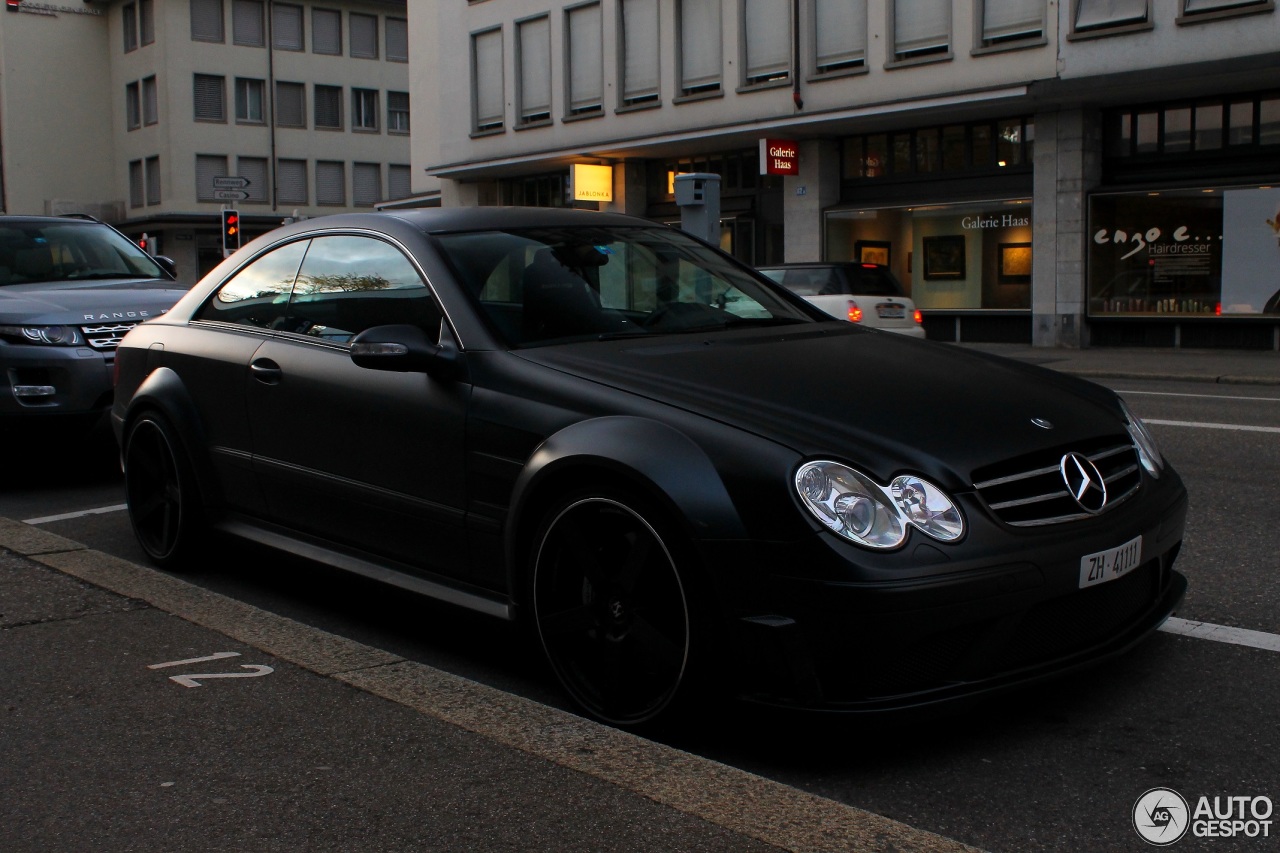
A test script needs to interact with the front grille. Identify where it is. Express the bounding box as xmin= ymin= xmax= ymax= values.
xmin=973 ymin=438 xmax=1142 ymax=527
xmin=80 ymin=322 xmax=138 ymax=350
